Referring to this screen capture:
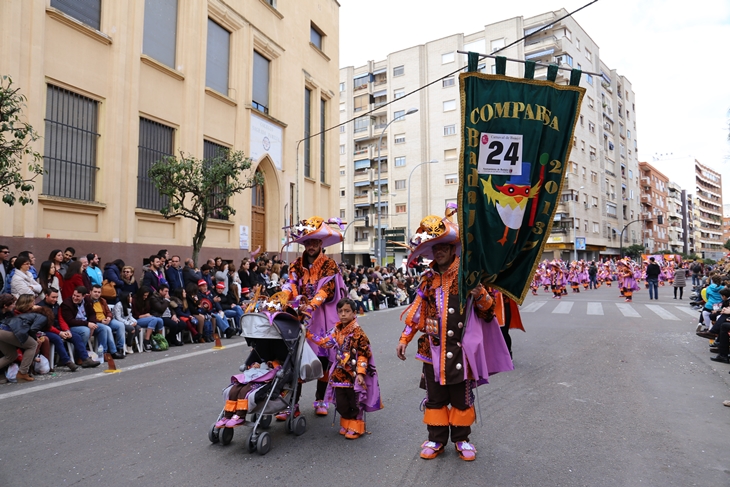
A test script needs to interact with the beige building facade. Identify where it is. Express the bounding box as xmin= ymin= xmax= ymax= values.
xmin=338 ymin=8 xmax=641 ymax=265
xmin=0 ymin=0 xmax=340 ymax=265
